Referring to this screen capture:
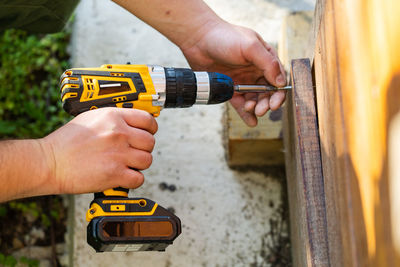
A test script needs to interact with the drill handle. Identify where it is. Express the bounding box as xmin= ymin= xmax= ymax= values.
xmin=95 ymin=166 xmax=139 ymax=199
xmin=94 ymin=187 xmax=129 ymax=199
